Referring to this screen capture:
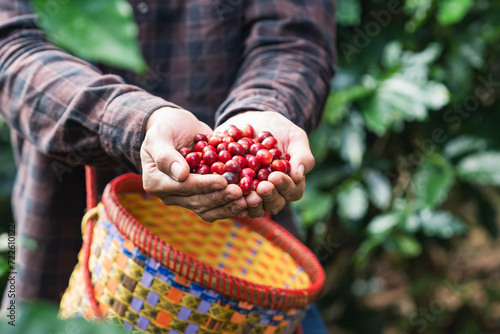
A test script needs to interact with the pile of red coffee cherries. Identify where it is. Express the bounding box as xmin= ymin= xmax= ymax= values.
xmin=179 ymin=124 xmax=291 ymax=194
